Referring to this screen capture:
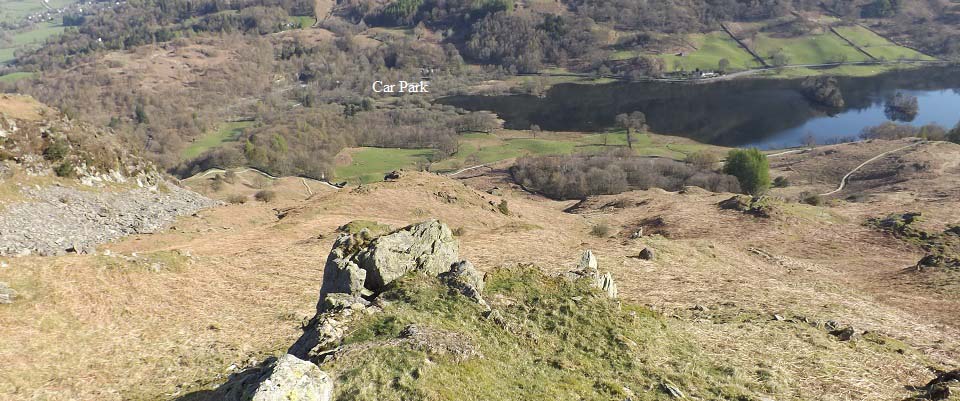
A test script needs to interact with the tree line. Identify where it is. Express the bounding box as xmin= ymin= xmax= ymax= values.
xmin=510 ymin=149 xmax=741 ymax=200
